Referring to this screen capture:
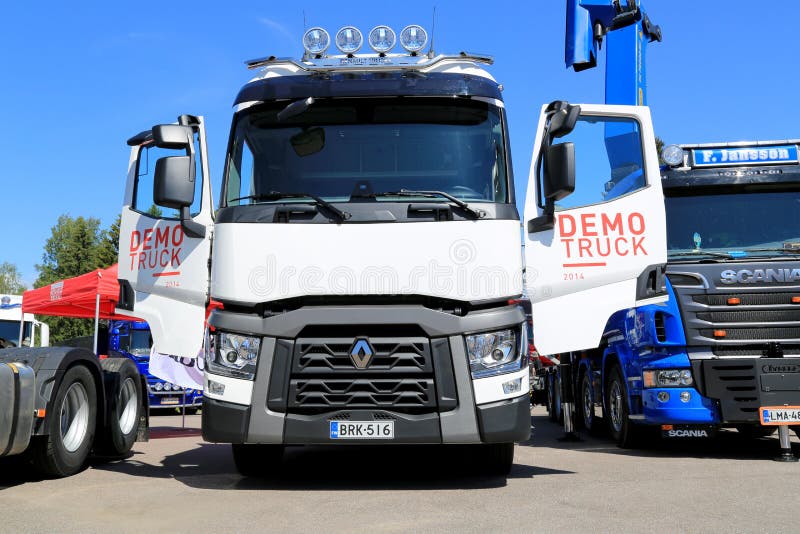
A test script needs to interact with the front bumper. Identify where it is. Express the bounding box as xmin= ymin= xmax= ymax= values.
xmin=641 ymin=387 xmax=719 ymax=424
xmin=202 ymin=304 xmax=531 ymax=444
